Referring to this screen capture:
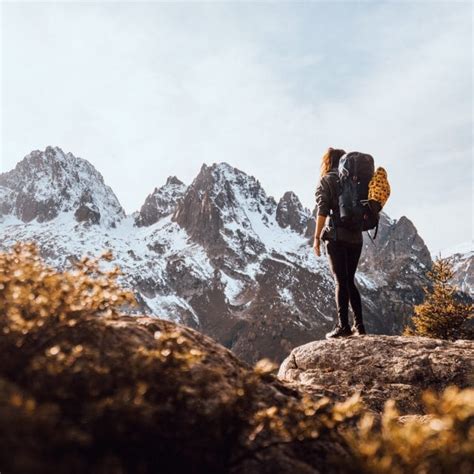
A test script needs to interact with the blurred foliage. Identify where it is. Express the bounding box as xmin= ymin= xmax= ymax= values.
xmin=0 ymin=243 xmax=472 ymax=473
xmin=404 ymin=256 xmax=473 ymax=340
xmin=345 ymin=386 xmax=474 ymax=474
xmin=0 ymin=241 xmax=137 ymax=335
